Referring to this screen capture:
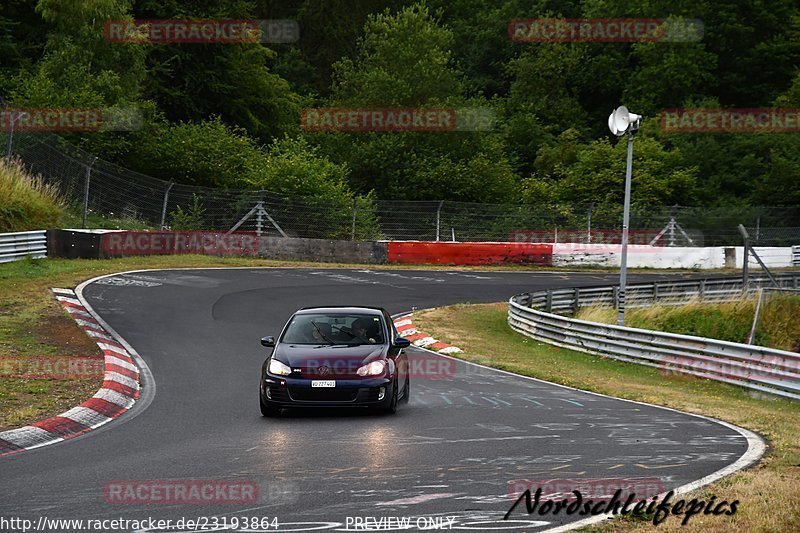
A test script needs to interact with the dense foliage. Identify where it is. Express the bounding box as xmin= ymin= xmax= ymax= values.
xmin=1 ymin=0 xmax=799 ymax=209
